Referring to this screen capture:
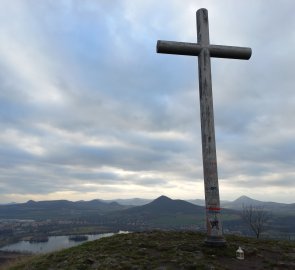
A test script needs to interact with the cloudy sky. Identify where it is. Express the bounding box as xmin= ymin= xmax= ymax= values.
xmin=1 ymin=0 xmax=295 ymax=204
